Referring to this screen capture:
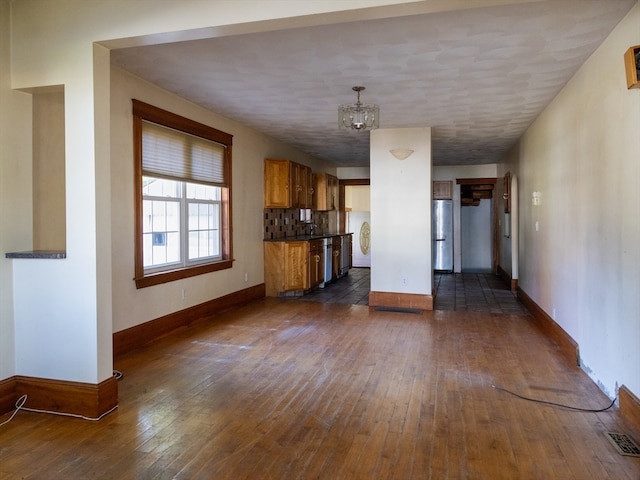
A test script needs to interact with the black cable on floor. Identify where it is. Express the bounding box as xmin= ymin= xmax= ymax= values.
xmin=492 ymin=385 xmax=616 ymax=412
